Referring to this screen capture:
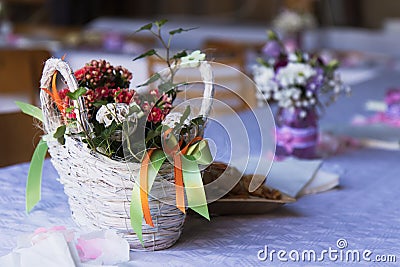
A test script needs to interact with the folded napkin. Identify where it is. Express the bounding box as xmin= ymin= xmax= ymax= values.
xmin=232 ymin=156 xmax=340 ymax=199
xmin=266 ymin=157 xmax=324 ymax=198
xmin=0 ymin=226 xmax=130 ymax=267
